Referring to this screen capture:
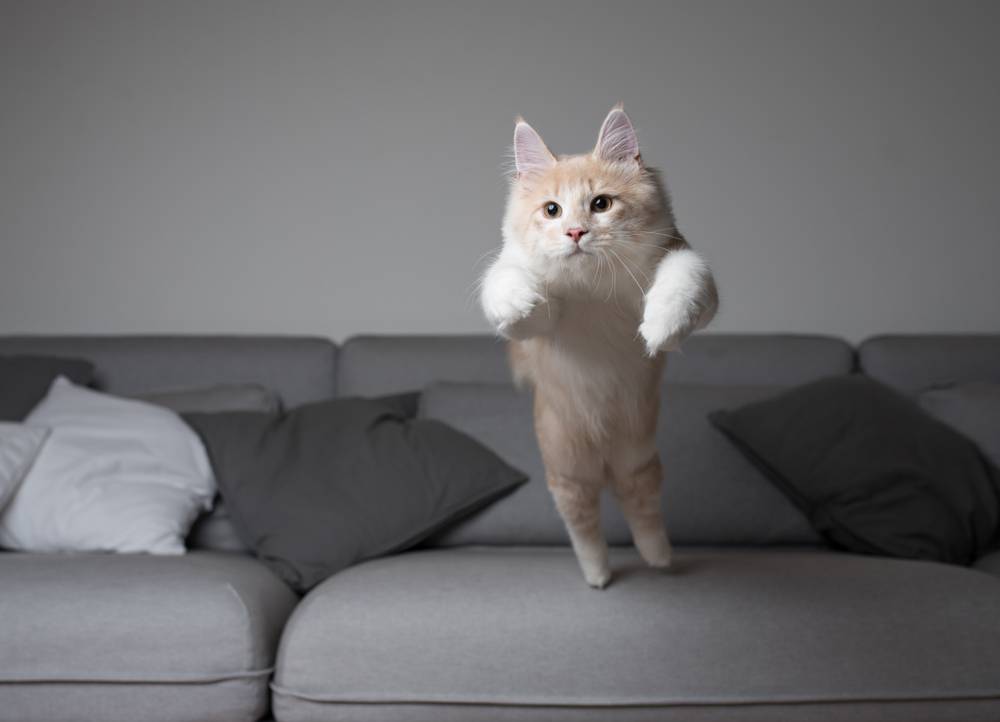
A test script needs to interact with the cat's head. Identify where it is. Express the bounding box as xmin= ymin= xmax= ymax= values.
xmin=502 ymin=105 xmax=675 ymax=295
